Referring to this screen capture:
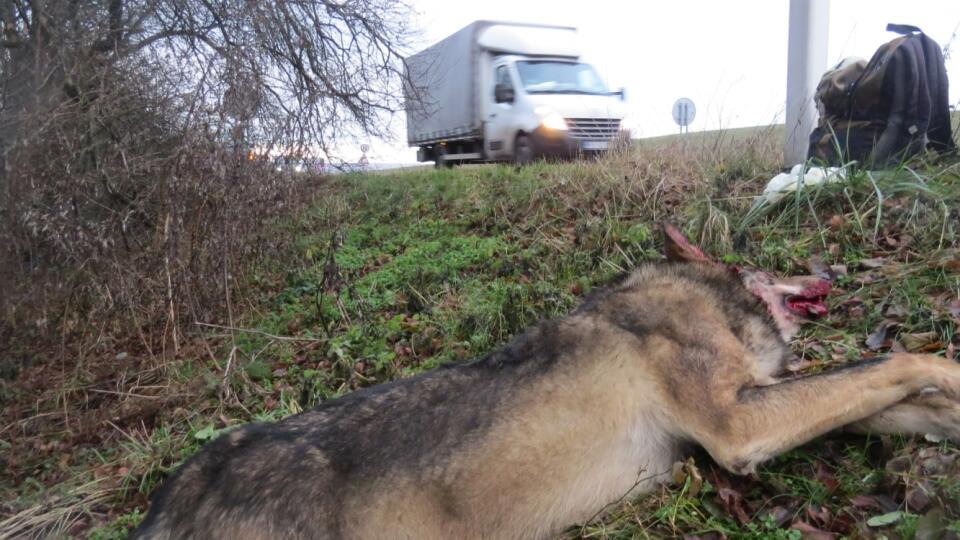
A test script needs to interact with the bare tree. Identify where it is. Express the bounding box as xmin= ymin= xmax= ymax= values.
xmin=0 ymin=0 xmax=417 ymax=353
xmin=1 ymin=0 xmax=415 ymax=161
